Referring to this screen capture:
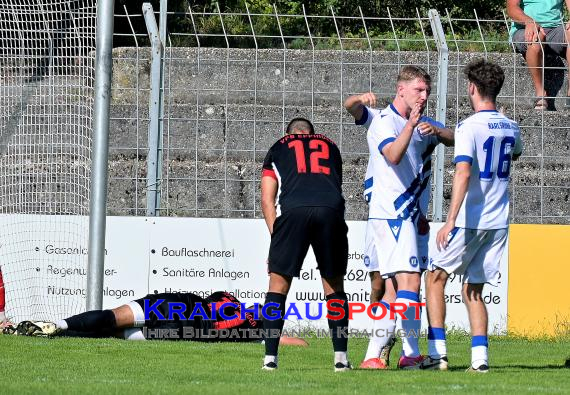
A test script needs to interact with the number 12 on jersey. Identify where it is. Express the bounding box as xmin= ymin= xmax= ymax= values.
xmin=479 ymin=136 xmax=516 ymax=181
xmin=288 ymin=139 xmax=330 ymax=175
